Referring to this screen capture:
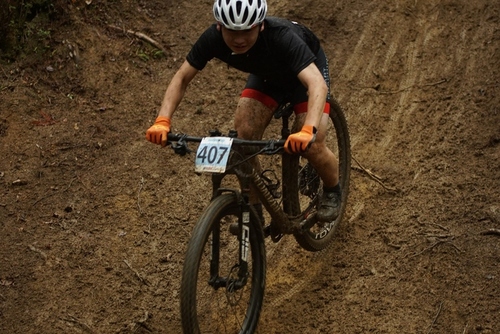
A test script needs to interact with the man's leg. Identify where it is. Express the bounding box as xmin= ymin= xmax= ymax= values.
xmin=234 ymin=97 xmax=274 ymax=208
xmin=294 ymin=112 xmax=341 ymax=221
xmin=234 ymin=97 xmax=274 ymax=140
